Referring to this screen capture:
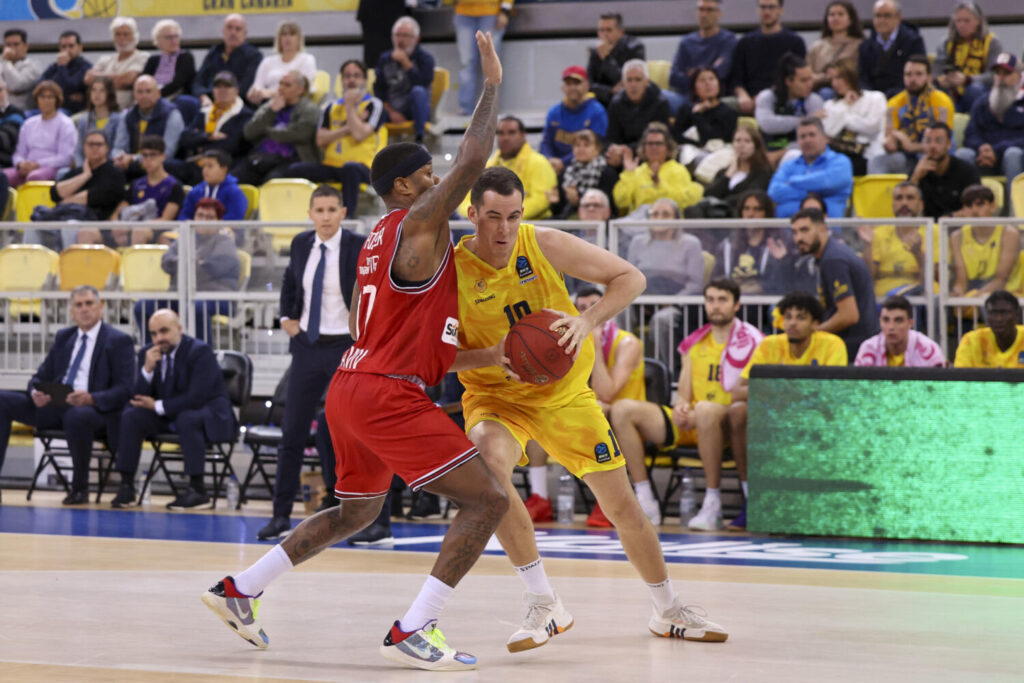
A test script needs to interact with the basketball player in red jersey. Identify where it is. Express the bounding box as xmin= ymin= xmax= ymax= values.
xmin=202 ymin=32 xmax=506 ymax=672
